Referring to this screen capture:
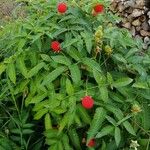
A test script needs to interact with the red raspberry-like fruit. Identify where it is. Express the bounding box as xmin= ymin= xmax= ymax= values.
xmin=57 ymin=2 xmax=67 ymax=13
xmin=51 ymin=41 xmax=61 ymax=52
xmin=81 ymin=96 xmax=94 ymax=109
xmin=94 ymin=4 xmax=104 ymax=13
xmin=87 ymin=139 xmax=95 ymax=147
